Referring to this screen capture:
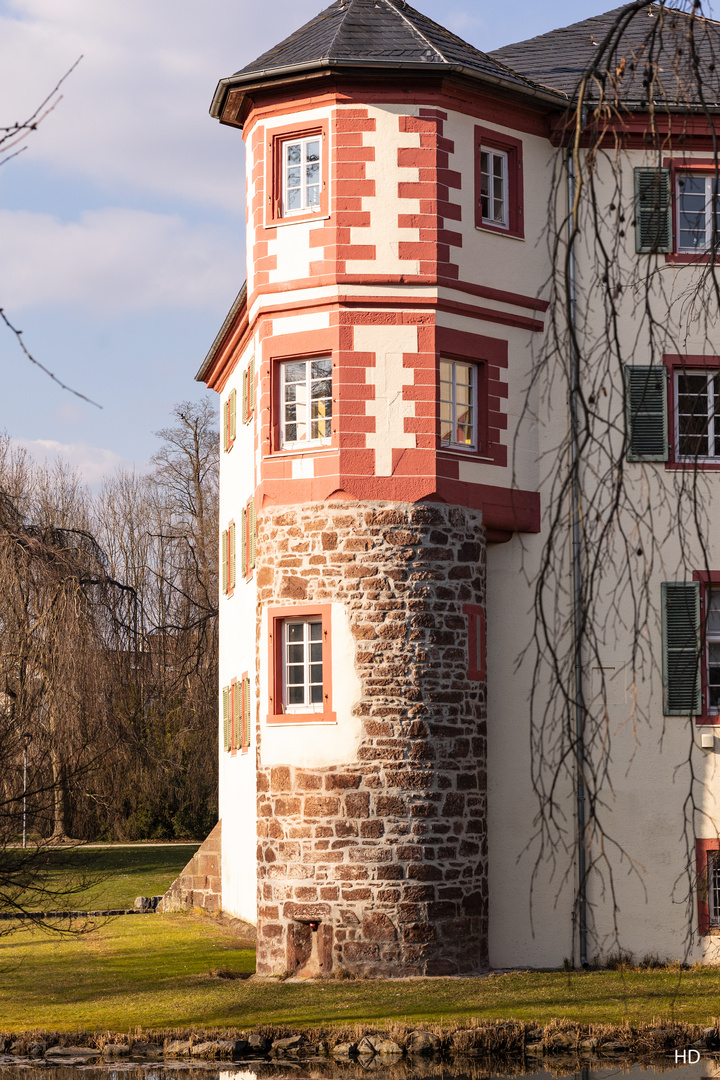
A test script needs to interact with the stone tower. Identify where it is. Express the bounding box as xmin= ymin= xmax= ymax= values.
xmin=197 ymin=0 xmax=543 ymax=976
